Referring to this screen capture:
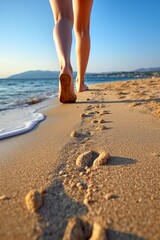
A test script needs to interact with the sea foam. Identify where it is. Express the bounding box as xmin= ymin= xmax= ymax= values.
xmin=0 ymin=107 xmax=45 ymax=140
